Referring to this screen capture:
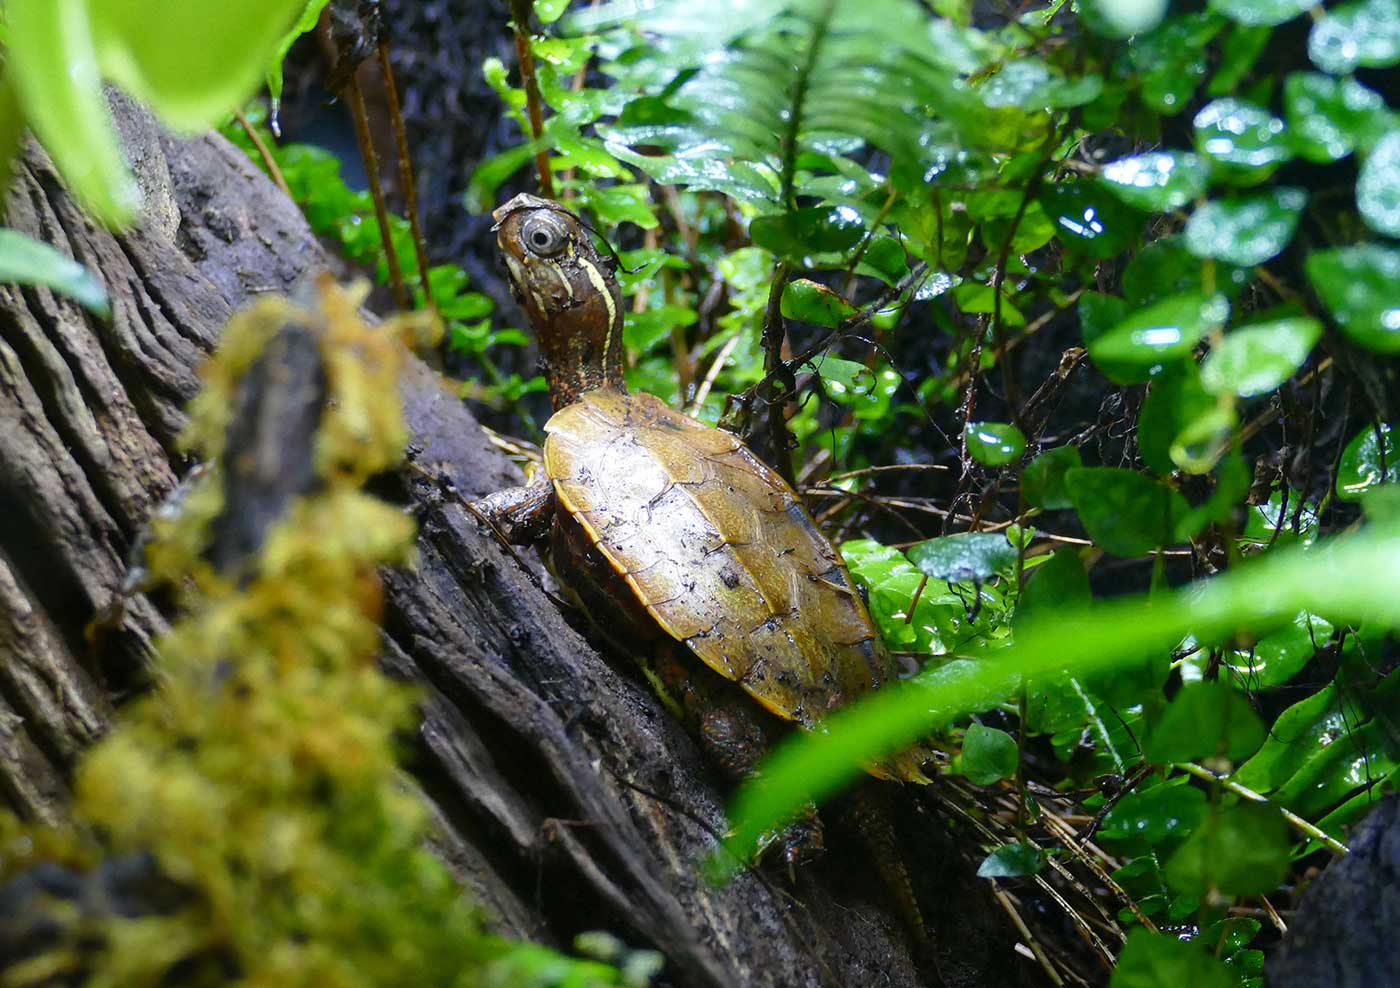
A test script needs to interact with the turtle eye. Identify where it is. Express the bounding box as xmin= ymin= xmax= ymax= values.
xmin=521 ymin=213 xmax=569 ymax=257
